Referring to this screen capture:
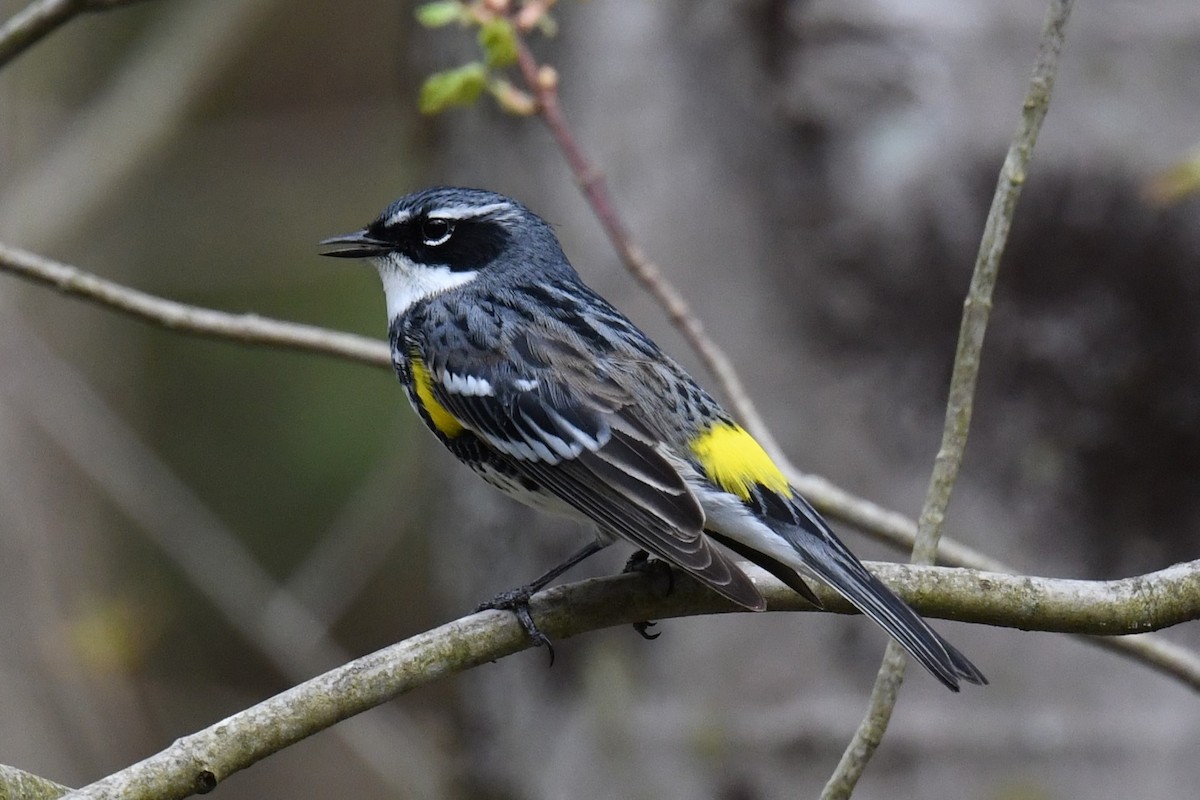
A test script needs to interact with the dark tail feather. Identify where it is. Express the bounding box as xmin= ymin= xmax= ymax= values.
xmin=773 ymin=518 xmax=986 ymax=691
